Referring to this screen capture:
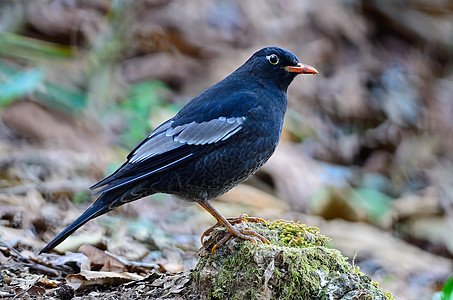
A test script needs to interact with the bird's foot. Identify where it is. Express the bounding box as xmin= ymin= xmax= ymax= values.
xmin=200 ymin=214 xmax=270 ymax=253
xmin=200 ymin=214 xmax=265 ymax=245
